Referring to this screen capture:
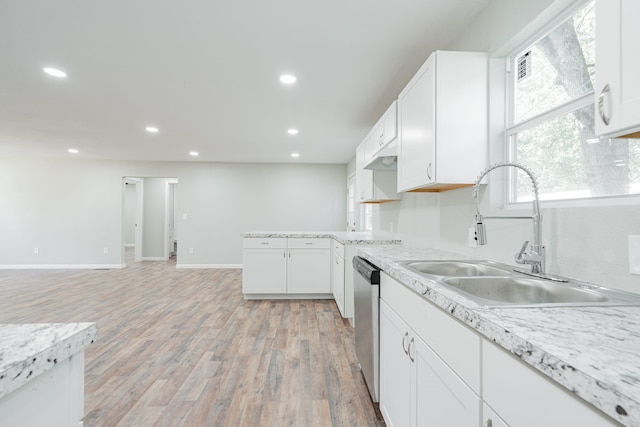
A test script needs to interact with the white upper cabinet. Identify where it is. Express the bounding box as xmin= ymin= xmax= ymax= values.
xmin=367 ymin=102 xmax=398 ymax=162
xmin=397 ymin=50 xmax=488 ymax=192
xmin=595 ymin=0 xmax=640 ymax=138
